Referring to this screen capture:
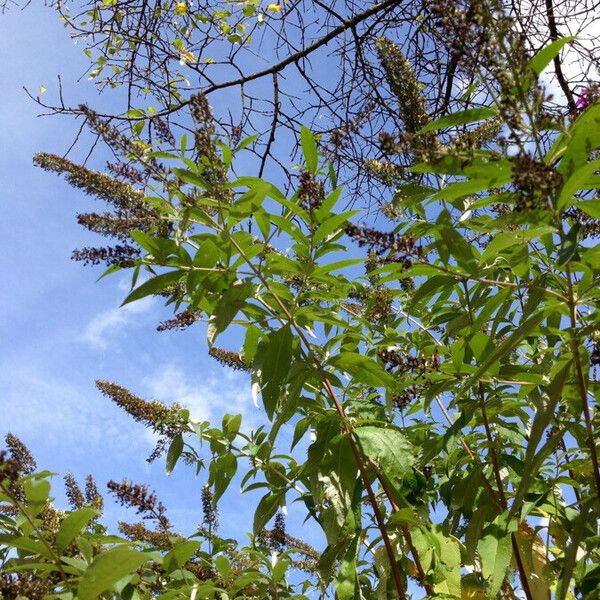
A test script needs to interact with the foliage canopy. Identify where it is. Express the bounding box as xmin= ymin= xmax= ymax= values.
xmin=2 ymin=0 xmax=600 ymax=599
